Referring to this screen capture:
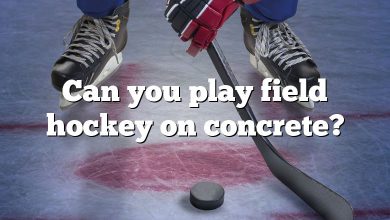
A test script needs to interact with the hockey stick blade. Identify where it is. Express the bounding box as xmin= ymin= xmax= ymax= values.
xmin=207 ymin=40 xmax=353 ymax=220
